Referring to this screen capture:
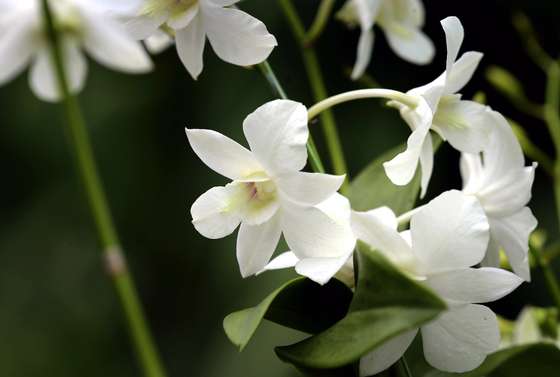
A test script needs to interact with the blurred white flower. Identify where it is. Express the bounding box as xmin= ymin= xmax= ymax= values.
xmin=385 ymin=16 xmax=489 ymax=197
xmin=0 ymin=0 xmax=153 ymax=102
xmin=127 ymin=0 xmax=277 ymax=79
xmin=187 ymin=100 xmax=355 ymax=282
xmin=337 ymin=0 xmax=434 ymax=79
xmin=352 ymin=190 xmax=523 ymax=374
xmin=461 ymin=110 xmax=538 ymax=282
